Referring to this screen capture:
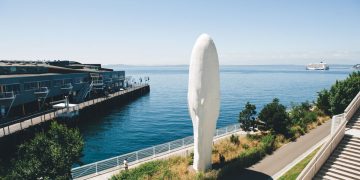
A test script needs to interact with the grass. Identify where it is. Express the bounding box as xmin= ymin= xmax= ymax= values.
xmin=111 ymin=114 xmax=330 ymax=180
xmin=278 ymin=147 xmax=321 ymax=180
xmin=111 ymin=134 xmax=274 ymax=180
